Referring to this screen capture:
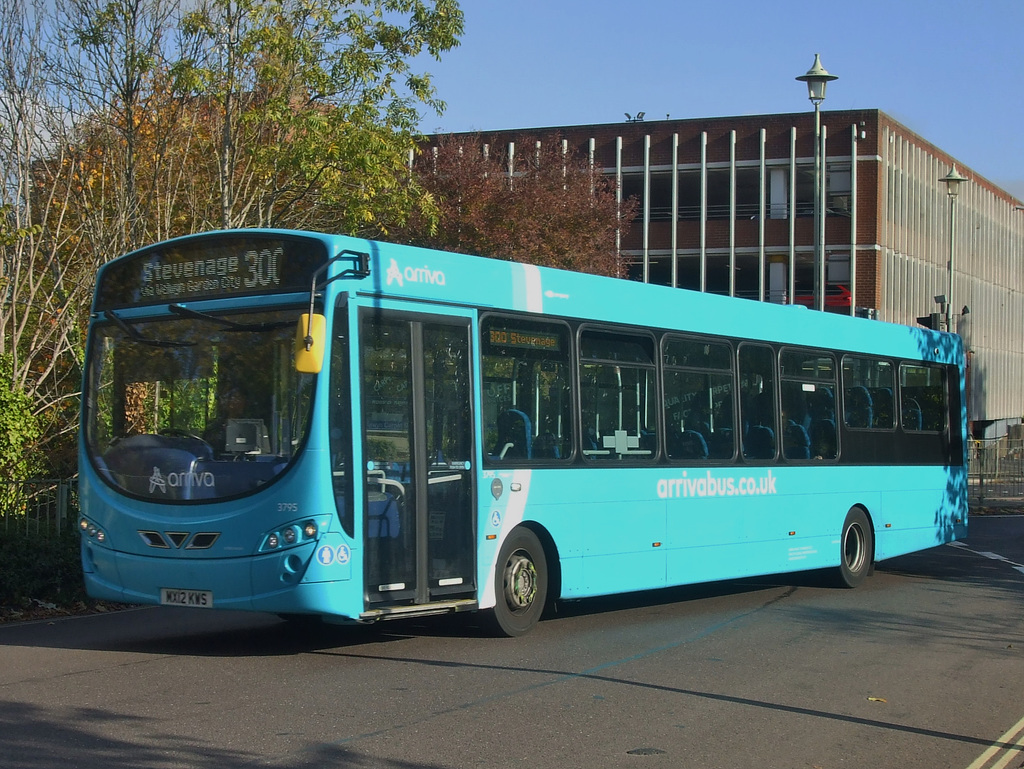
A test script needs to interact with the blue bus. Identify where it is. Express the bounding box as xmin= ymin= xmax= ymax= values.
xmin=79 ymin=229 xmax=967 ymax=635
